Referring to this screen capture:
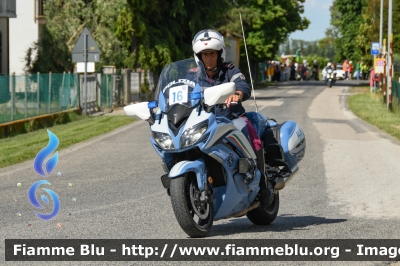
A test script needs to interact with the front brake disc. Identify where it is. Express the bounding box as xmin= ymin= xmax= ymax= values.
xmin=189 ymin=182 xmax=209 ymax=219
